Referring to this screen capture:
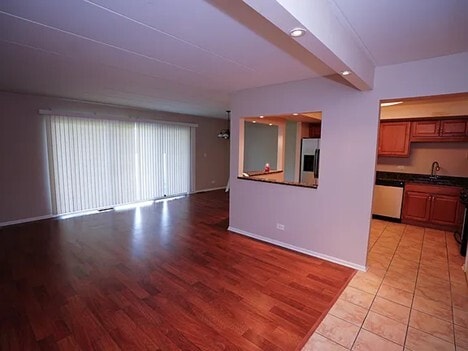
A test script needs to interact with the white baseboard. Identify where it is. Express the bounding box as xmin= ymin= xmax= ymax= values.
xmin=0 ymin=214 xmax=56 ymax=228
xmin=191 ymin=186 xmax=227 ymax=194
xmin=228 ymin=226 xmax=367 ymax=272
